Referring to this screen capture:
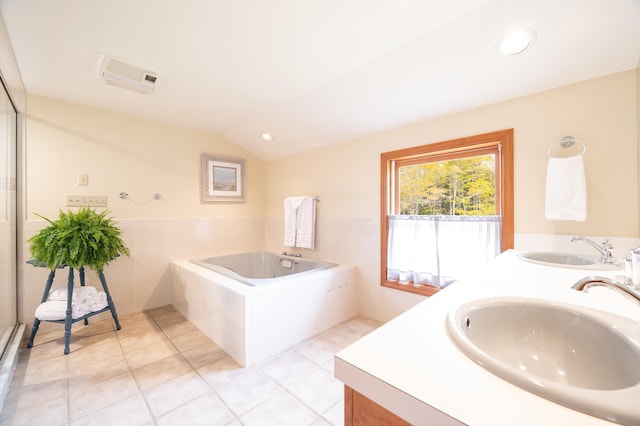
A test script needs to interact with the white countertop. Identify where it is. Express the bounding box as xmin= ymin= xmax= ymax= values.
xmin=334 ymin=250 xmax=640 ymax=425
